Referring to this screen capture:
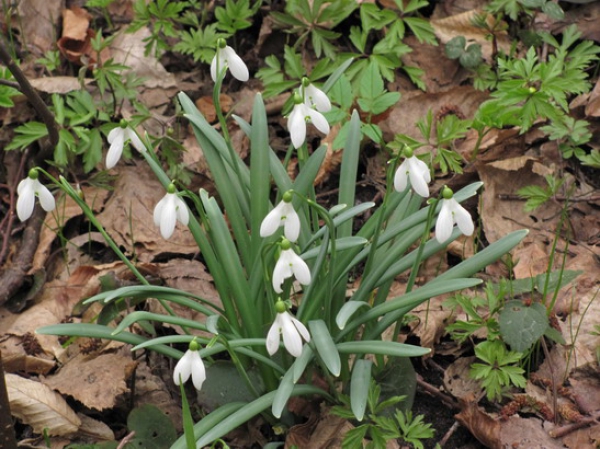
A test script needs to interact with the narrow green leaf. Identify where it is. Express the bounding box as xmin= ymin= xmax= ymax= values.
xmin=350 ymin=359 xmax=372 ymax=421
xmin=337 ymin=341 xmax=430 ymax=357
xmin=309 ymin=320 xmax=341 ymax=376
xmin=336 ymin=301 xmax=371 ymax=330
